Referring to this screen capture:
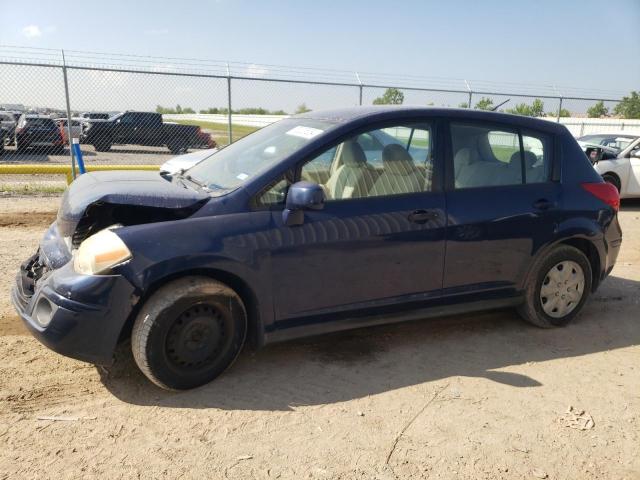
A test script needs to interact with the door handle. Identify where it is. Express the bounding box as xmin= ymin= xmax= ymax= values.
xmin=408 ymin=209 xmax=439 ymax=224
xmin=533 ymin=199 xmax=554 ymax=210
